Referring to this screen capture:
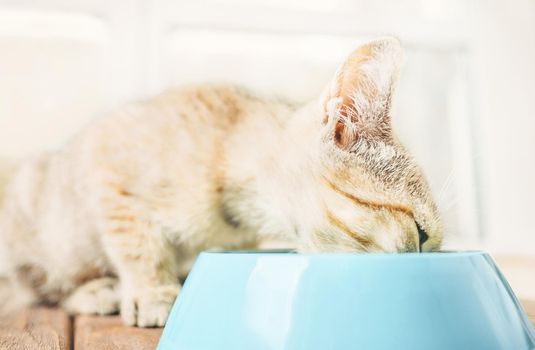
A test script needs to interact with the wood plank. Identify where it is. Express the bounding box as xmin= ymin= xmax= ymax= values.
xmin=494 ymin=255 xmax=535 ymax=300
xmin=0 ymin=307 xmax=71 ymax=350
xmin=74 ymin=315 xmax=162 ymax=350
xmin=521 ymin=299 xmax=535 ymax=325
